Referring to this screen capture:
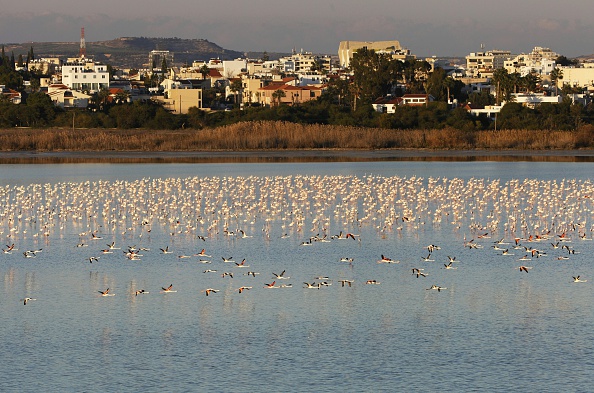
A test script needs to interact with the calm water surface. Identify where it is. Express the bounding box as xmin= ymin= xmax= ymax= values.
xmin=1 ymin=160 xmax=594 ymax=392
